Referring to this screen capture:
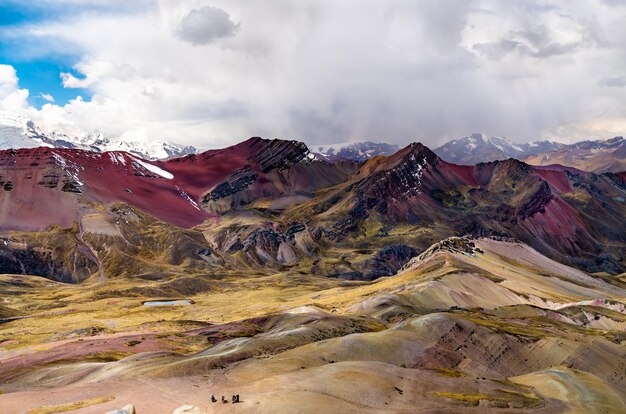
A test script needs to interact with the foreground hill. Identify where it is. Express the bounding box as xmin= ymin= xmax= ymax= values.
xmin=1 ymin=237 xmax=624 ymax=412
